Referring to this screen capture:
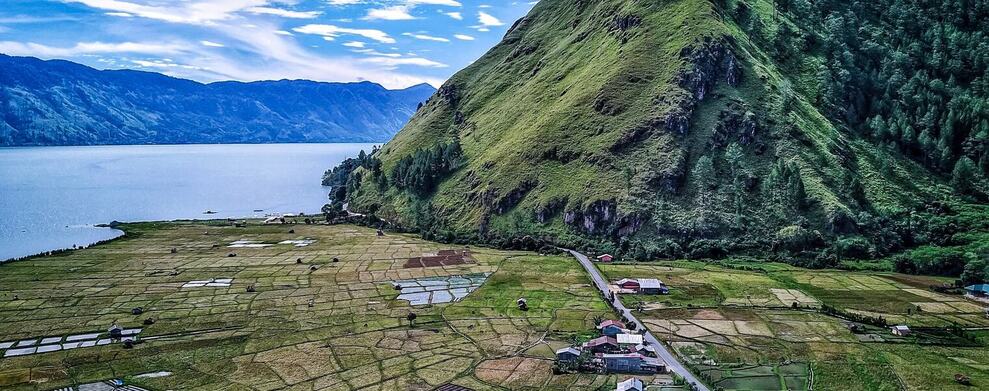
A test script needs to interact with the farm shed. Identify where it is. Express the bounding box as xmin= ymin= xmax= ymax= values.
xmin=555 ymin=347 xmax=581 ymax=362
xmin=616 ymin=377 xmax=644 ymax=391
xmin=599 ymin=353 xmax=666 ymax=374
xmin=597 ymin=320 xmax=625 ymax=337
xmin=638 ymin=278 xmax=667 ymax=294
xmin=616 ymin=279 xmax=641 ymax=291
xmin=583 ymin=336 xmax=620 ymax=353
xmin=597 ymin=254 xmax=614 ymax=262
xmin=965 ymin=284 xmax=989 ymax=297
xmin=891 ymin=325 xmax=912 ymax=336
xmin=617 ymin=333 xmax=644 ymax=346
